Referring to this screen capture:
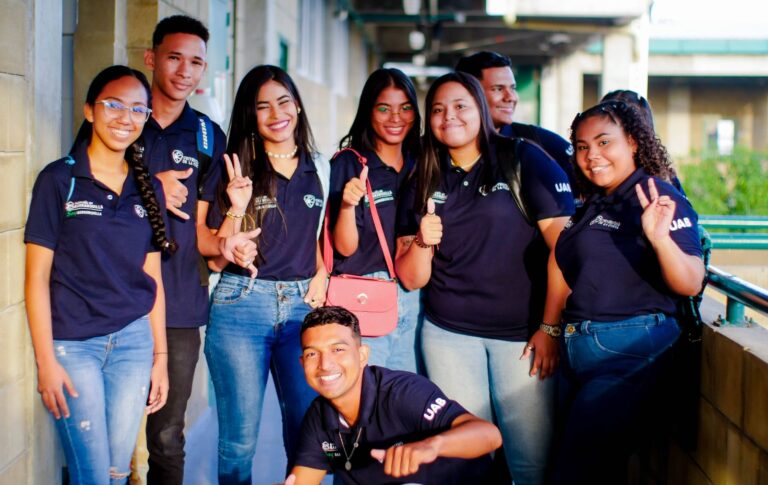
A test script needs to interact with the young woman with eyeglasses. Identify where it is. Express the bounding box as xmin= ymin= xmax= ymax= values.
xmin=548 ymin=101 xmax=705 ymax=483
xmin=24 ymin=65 xmax=172 ymax=484
xmin=328 ymin=68 xmax=423 ymax=372
xmin=204 ymin=65 xmax=329 ymax=483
